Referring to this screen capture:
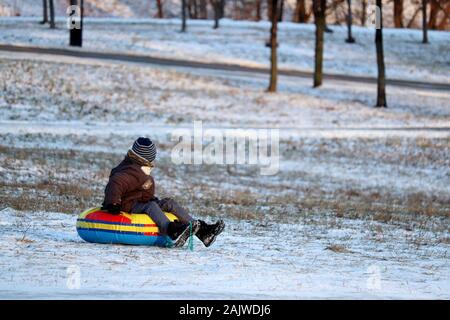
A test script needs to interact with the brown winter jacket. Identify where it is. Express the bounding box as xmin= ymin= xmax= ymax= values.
xmin=102 ymin=151 xmax=155 ymax=213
